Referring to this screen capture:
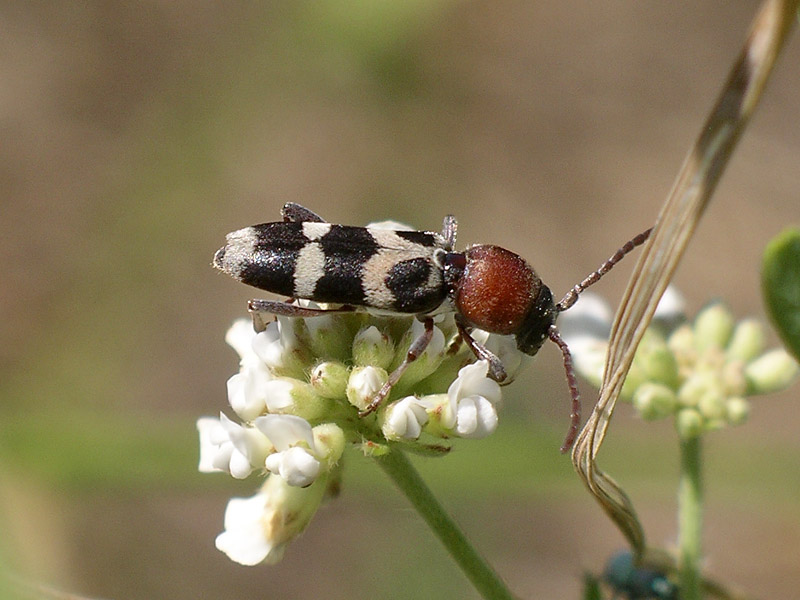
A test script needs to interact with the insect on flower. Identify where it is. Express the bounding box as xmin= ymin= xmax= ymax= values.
xmin=213 ymin=203 xmax=650 ymax=452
